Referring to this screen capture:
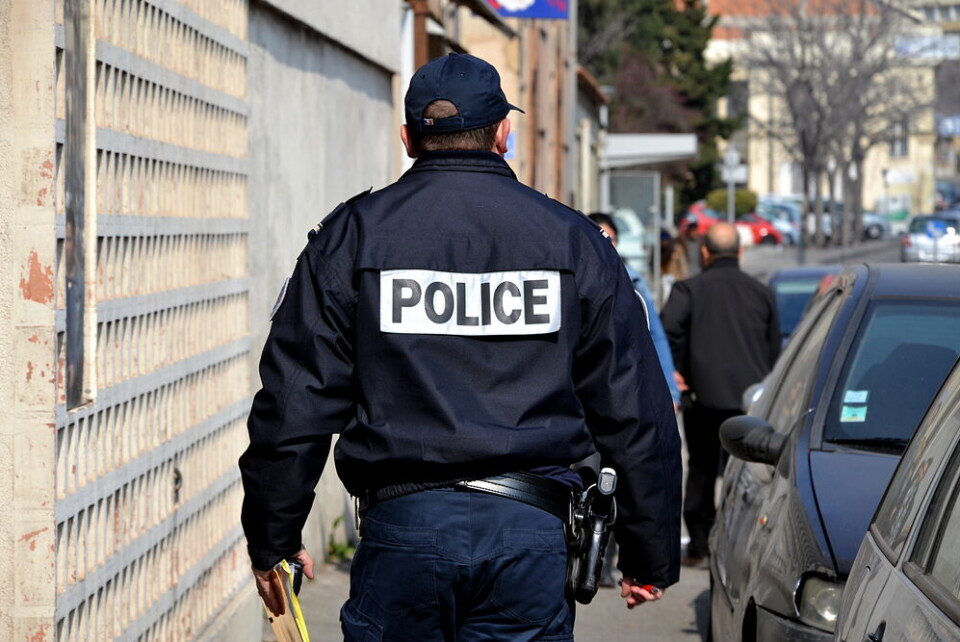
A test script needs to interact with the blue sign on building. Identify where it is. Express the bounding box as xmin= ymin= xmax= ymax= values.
xmin=488 ymin=0 xmax=569 ymax=20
